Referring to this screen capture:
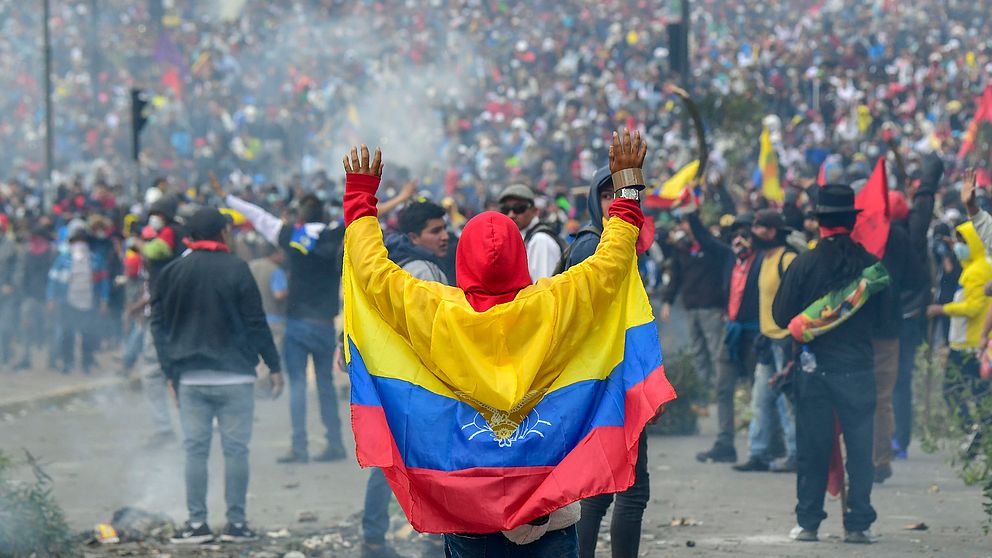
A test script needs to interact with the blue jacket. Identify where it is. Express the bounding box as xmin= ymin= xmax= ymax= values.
xmin=46 ymin=243 xmax=110 ymax=304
